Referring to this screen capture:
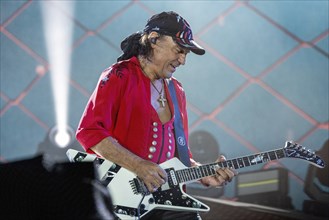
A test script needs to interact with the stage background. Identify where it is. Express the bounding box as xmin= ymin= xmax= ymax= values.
xmin=1 ymin=0 xmax=328 ymax=213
